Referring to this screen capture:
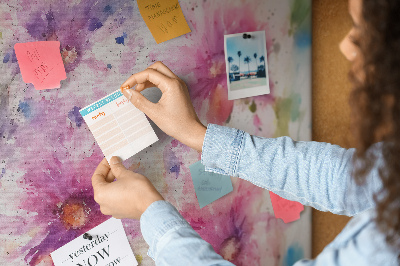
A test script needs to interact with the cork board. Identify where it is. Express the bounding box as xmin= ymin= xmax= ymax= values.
xmin=312 ymin=0 xmax=353 ymax=258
